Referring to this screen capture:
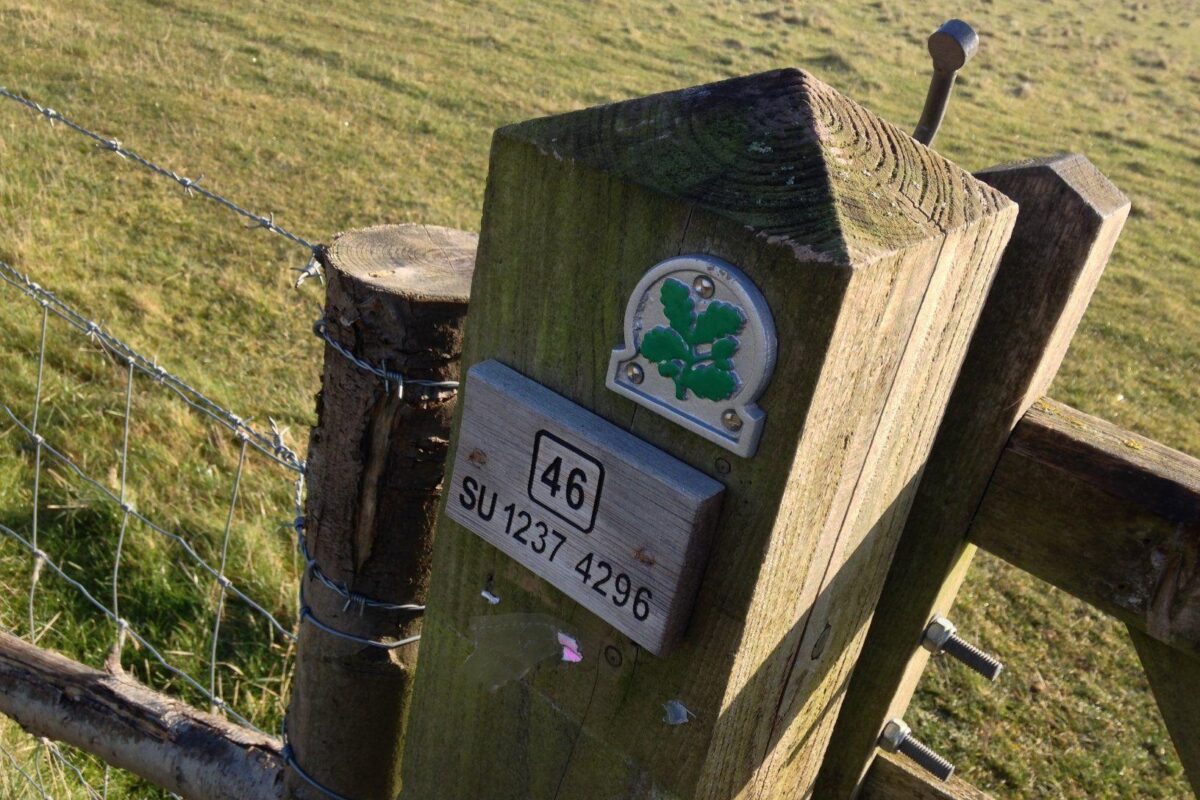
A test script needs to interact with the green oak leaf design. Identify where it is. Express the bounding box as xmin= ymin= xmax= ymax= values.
xmin=638 ymin=278 xmax=745 ymax=401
